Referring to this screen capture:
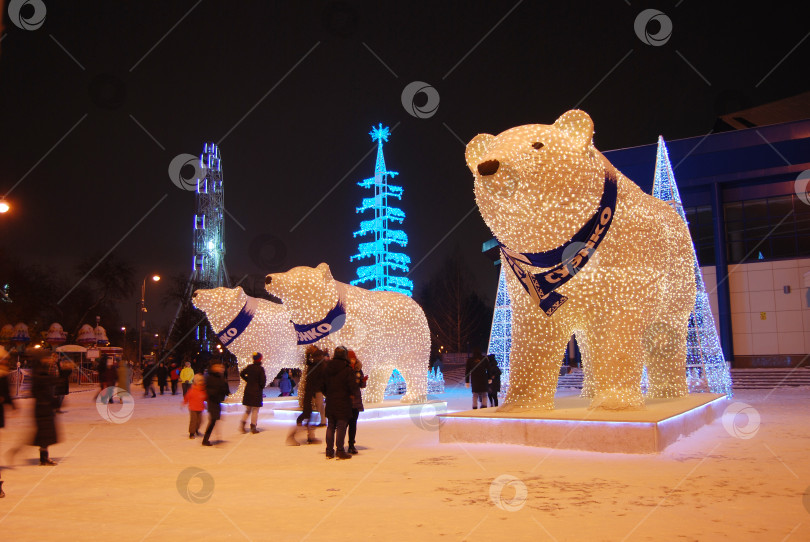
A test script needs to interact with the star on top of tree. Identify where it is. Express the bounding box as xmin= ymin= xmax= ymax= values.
xmin=369 ymin=123 xmax=390 ymax=143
